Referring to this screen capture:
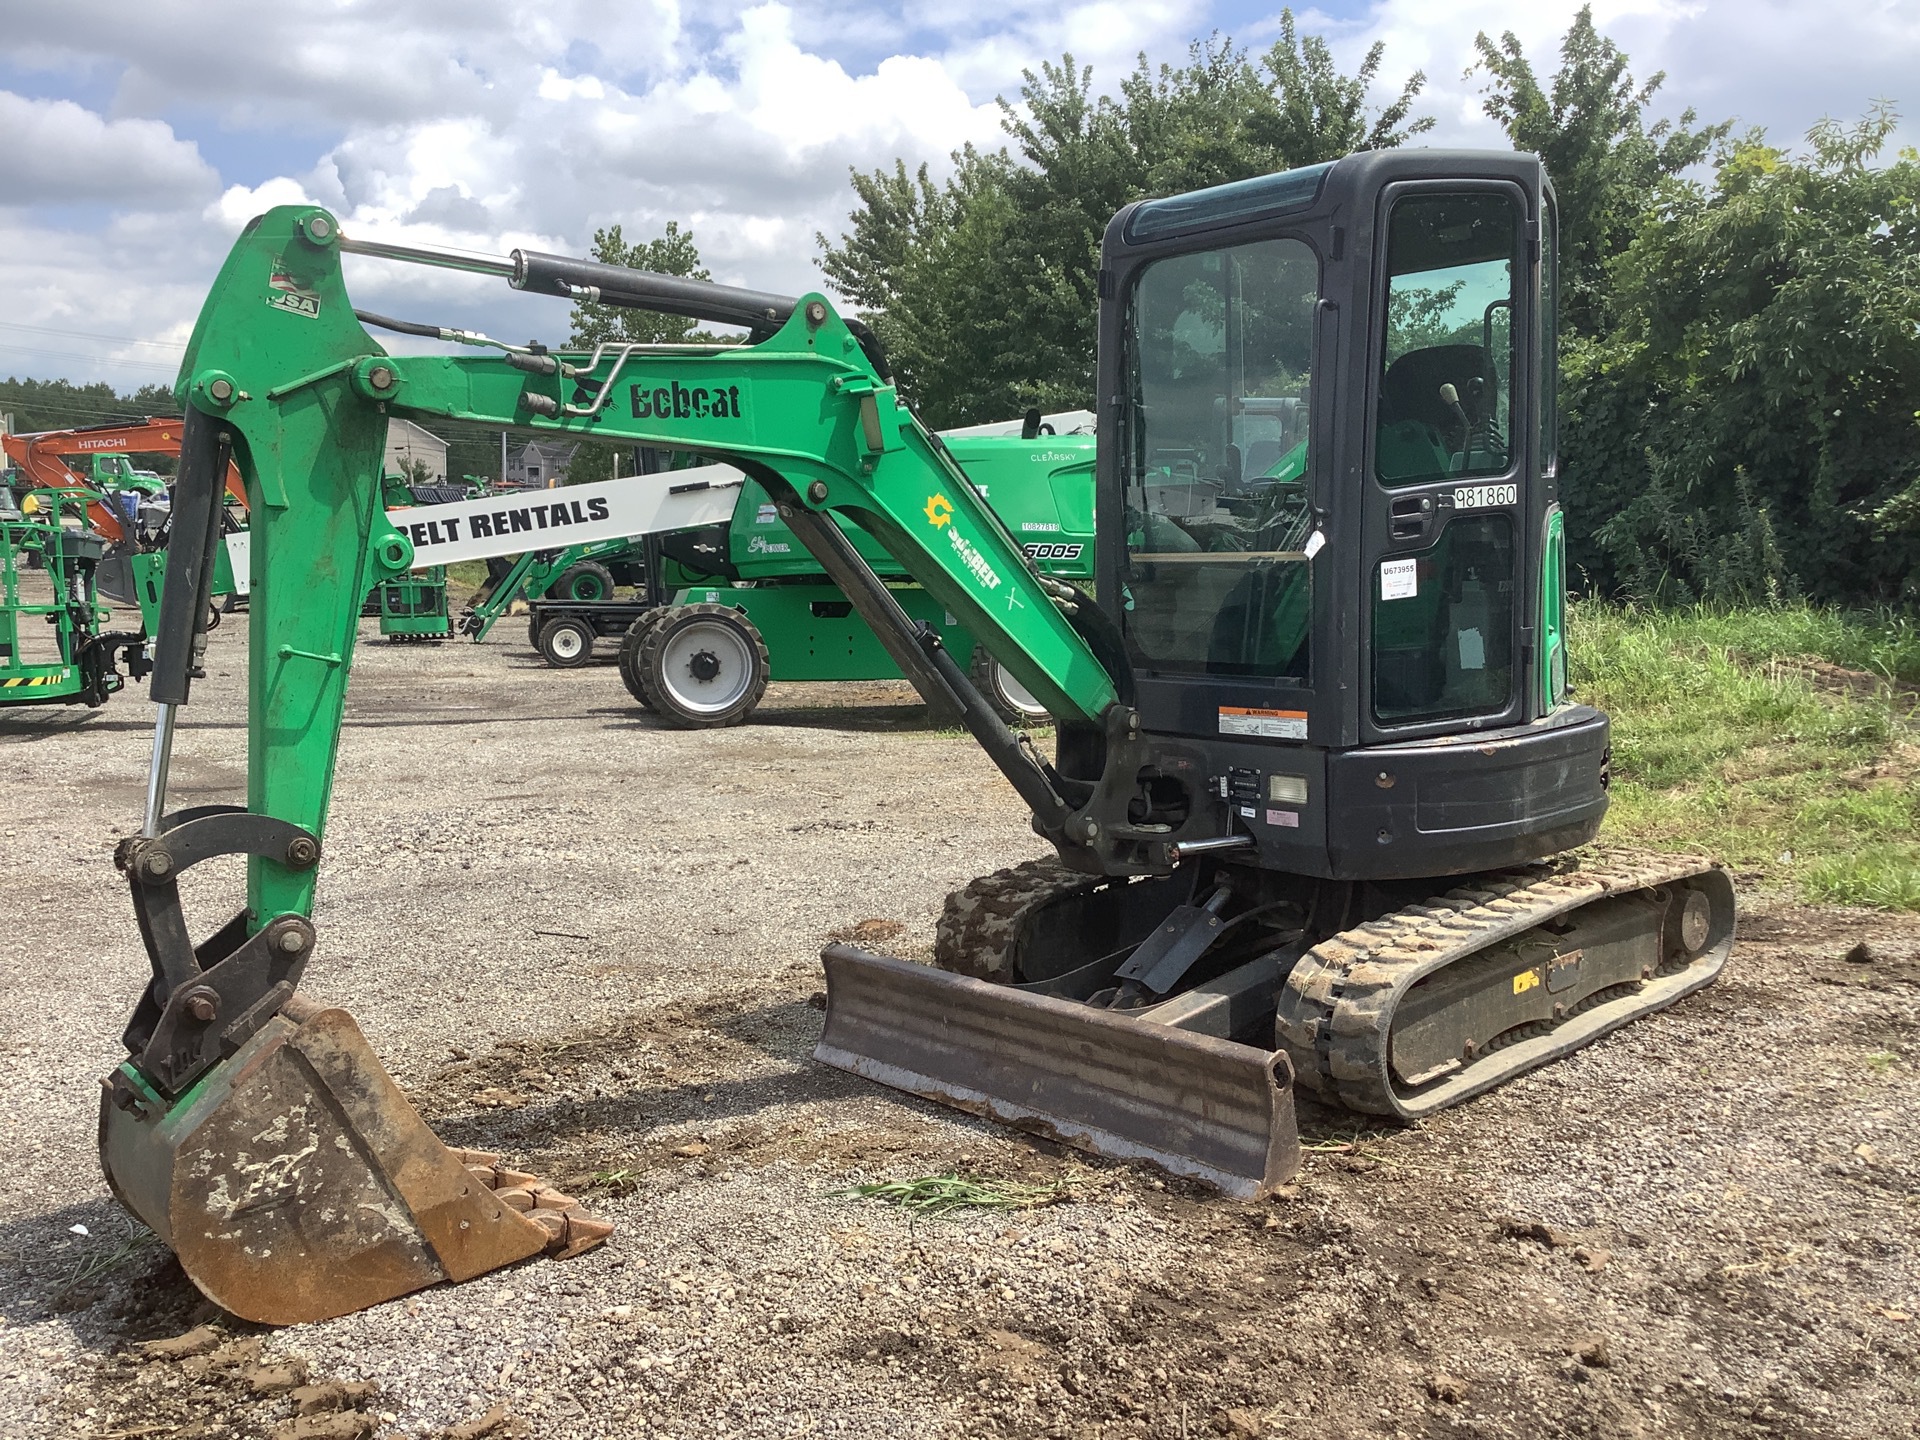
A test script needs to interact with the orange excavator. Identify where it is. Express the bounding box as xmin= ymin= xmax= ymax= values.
xmin=1 ymin=418 xmax=246 ymax=546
